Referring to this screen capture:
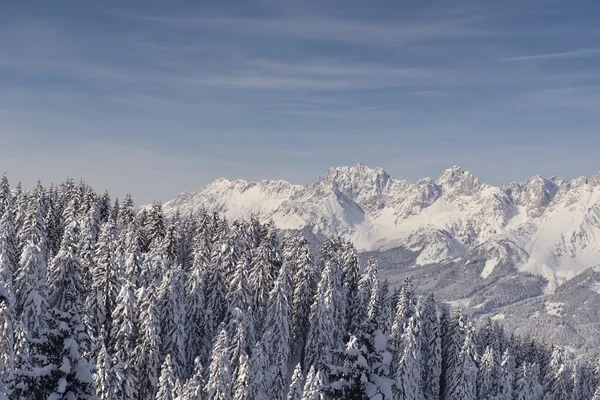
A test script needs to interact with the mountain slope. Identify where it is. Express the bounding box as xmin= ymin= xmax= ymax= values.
xmin=162 ymin=164 xmax=600 ymax=290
